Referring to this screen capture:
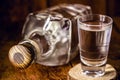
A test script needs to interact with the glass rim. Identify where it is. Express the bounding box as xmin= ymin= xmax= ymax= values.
xmin=77 ymin=14 xmax=113 ymax=27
